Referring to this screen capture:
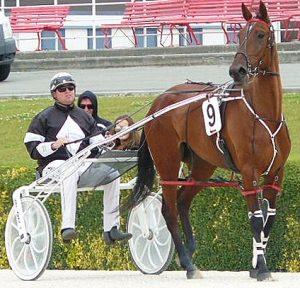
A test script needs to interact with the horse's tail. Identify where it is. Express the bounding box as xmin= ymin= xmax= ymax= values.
xmin=124 ymin=129 xmax=156 ymax=210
